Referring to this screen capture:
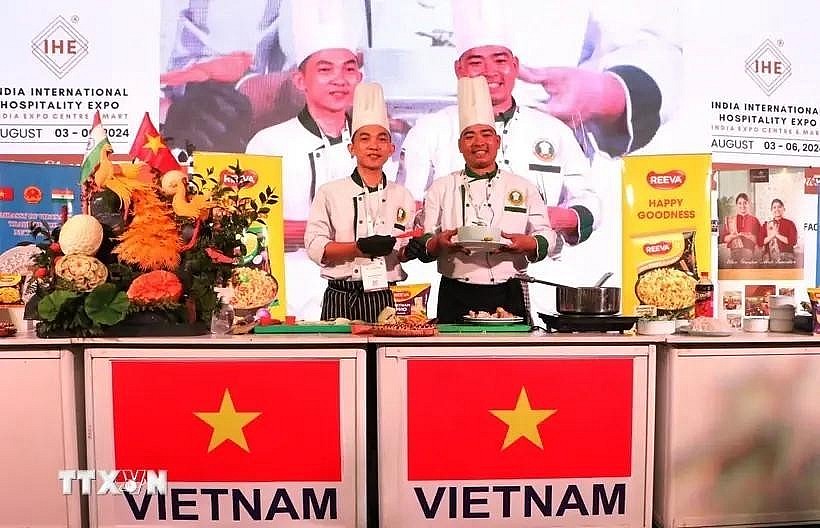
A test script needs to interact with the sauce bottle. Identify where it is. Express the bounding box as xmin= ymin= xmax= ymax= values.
xmin=694 ymin=272 xmax=714 ymax=317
